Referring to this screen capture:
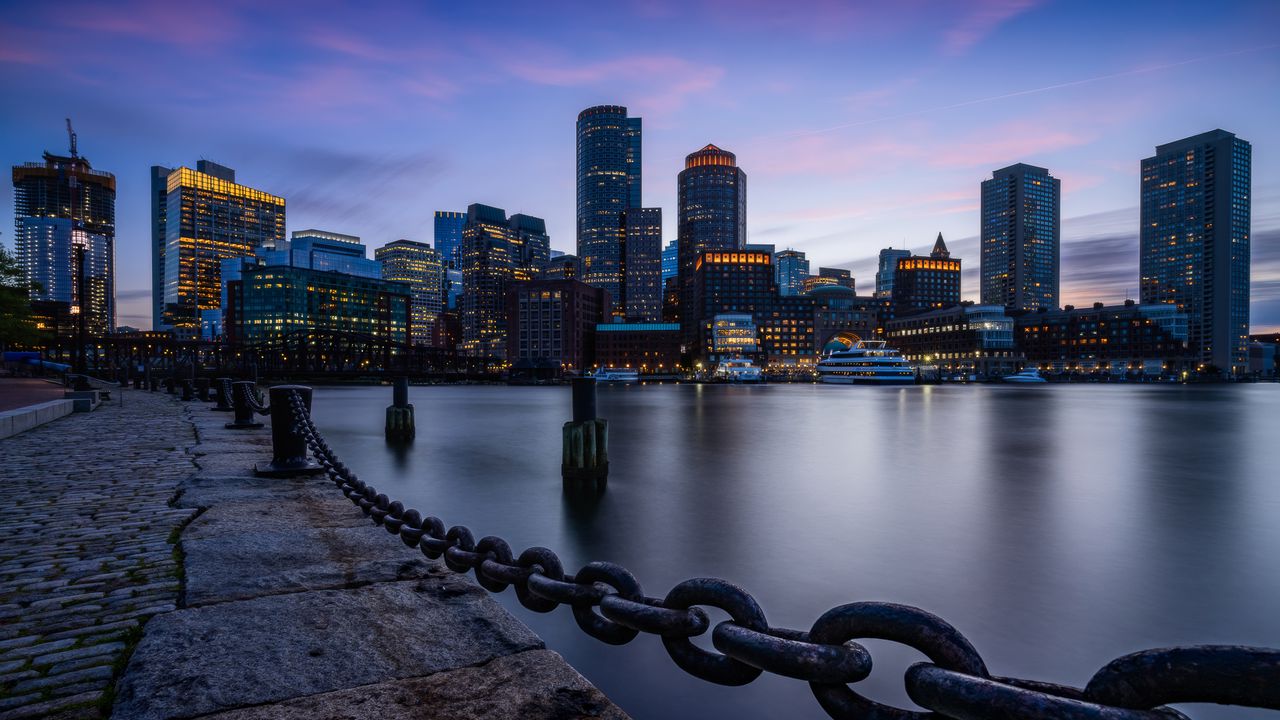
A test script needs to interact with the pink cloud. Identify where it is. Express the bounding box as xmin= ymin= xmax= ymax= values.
xmin=942 ymin=0 xmax=1041 ymax=56
xmin=502 ymin=52 xmax=724 ymax=116
xmin=55 ymin=0 xmax=243 ymax=49
xmin=930 ymin=124 xmax=1091 ymax=168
